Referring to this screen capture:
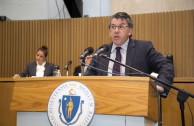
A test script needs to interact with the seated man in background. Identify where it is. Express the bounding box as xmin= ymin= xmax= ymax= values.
xmin=74 ymin=55 xmax=92 ymax=76
xmin=84 ymin=12 xmax=174 ymax=97
xmin=13 ymin=45 xmax=55 ymax=78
